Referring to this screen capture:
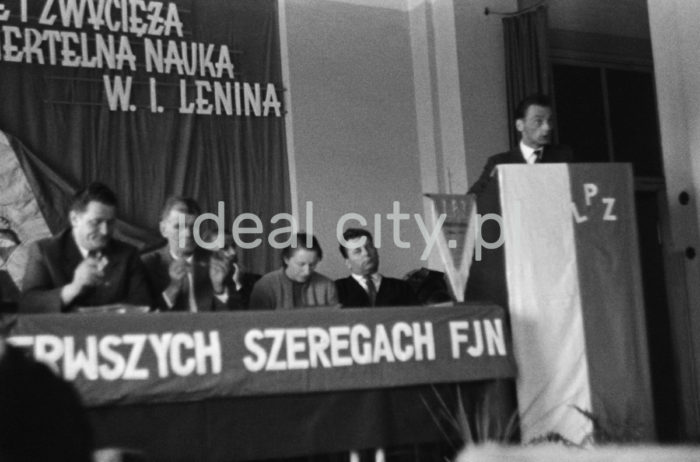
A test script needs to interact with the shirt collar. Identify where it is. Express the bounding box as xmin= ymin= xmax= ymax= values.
xmin=72 ymin=232 xmax=103 ymax=258
xmin=351 ymin=272 xmax=382 ymax=287
xmin=170 ymin=250 xmax=193 ymax=263
xmin=520 ymin=141 xmax=542 ymax=164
